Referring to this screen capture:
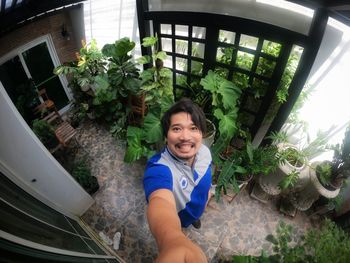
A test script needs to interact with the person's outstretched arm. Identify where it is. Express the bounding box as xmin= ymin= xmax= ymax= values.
xmin=147 ymin=189 xmax=207 ymax=263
